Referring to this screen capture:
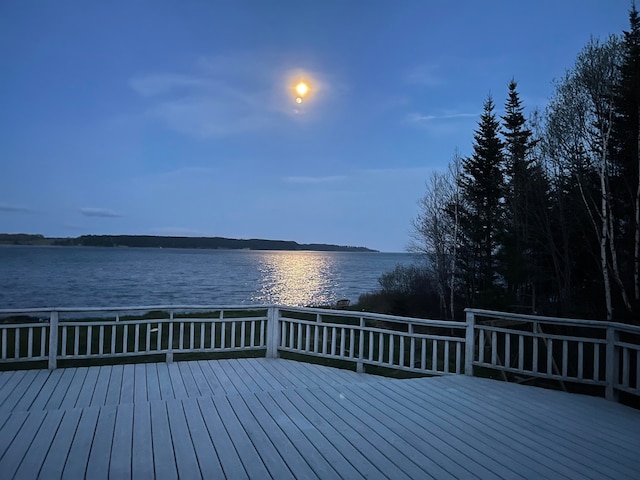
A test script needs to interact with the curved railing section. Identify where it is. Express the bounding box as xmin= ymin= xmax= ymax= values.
xmin=0 ymin=305 xmax=638 ymax=403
